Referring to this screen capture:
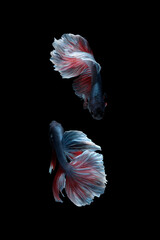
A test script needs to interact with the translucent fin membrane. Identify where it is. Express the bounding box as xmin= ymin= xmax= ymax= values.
xmin=65 ymin=150 xmax=107 ymax=207
xmin=62 ymin=130 xmax=101 ymax=159
xmin=72 ymin=69 xmax=92 ymax=99
xmin=52 ymin=167 xmax=66 ymax=203
xmin=50 ymin=34 xmax=101 ymax=99
xmin=50 ymin=34 xmax=94 ymax=78
xmin=49 ymin=150 xmax=57 ymax=174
